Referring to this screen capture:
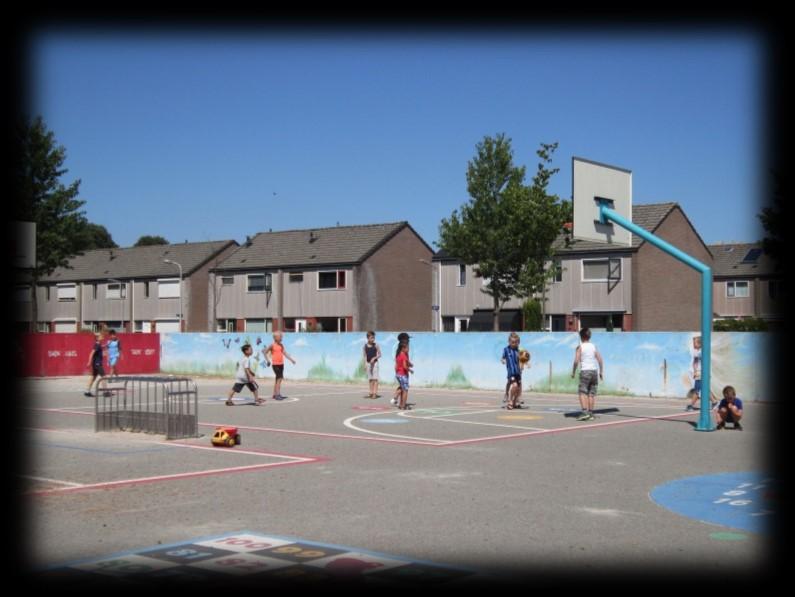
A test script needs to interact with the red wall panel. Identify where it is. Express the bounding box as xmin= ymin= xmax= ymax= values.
xmin=18 ymin=333 xmax=160 ymax=377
